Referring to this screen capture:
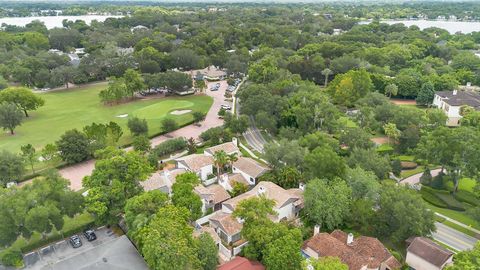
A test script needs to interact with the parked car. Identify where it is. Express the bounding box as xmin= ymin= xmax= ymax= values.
xmin=69 ymin=235 xmax=82 ymax=248
xmin=221 ymin=104 xmax=232 ymax=110
xmin=84 ymin=230 xmax=97 ymax=241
